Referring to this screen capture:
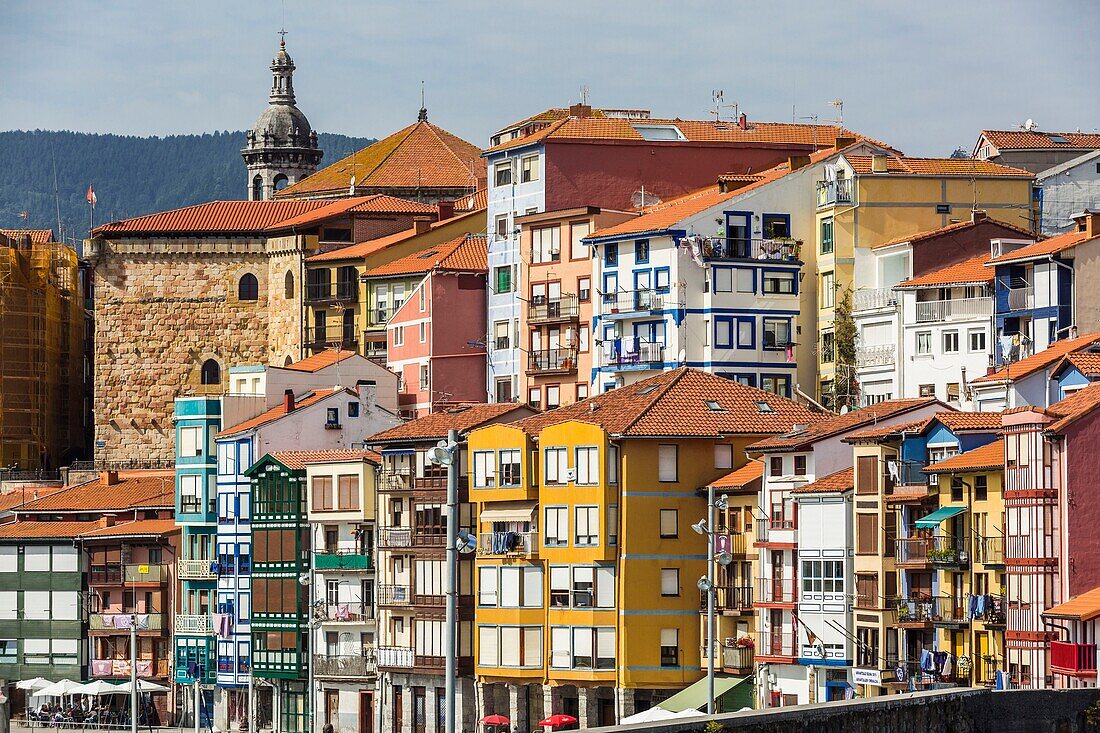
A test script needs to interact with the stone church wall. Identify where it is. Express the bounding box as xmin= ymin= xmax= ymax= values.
xmin=266 ymin=237 xmax=305 ymax=366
